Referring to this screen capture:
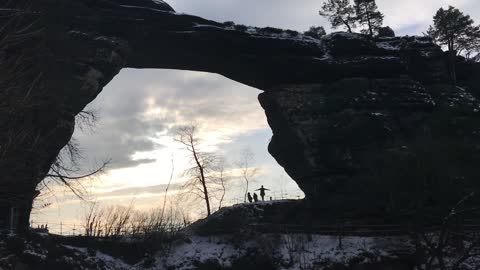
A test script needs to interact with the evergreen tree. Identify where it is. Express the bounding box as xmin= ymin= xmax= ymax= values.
xmin=354 ymin=0 xmax=384 ymax=36
xmin=378 ymin=26 xmax=395 ymax=37
xmin=304 ymin=26 xmax=327 ymax=39
xmin=427 ymin=6 xmax=480 ymax=83
xmin=319 ymin=0 xmax=356 ymax=33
